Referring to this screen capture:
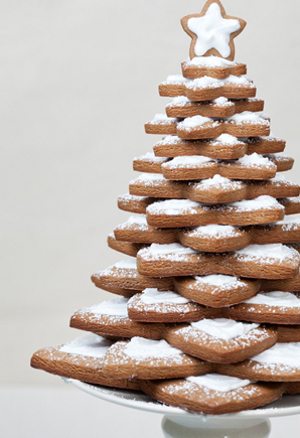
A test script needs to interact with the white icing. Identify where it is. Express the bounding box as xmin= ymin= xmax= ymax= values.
xmin=137 ymin=151 xmax=155 ymax=159
xmin=186 ymin=76 xmax=223 ymax=90
xmin=165 ymin=155 xmax=214 ymax=167
xmin=187 ymin=3 xmax=241 ymax=58
xmin=235 ymin=244 xmax=293 ymax=262
xmin=212 ymin=134 xmax=240 ymax=145
xmin=244 ymin=291 xmax=300 ymax=308
xmin=238 ymin=153 xmax=272 ymax=167
xmin=228 ymin=111 xmax=268 ymax=124
xmin=224 ymin=75 xmax=253 ymax=86
xmin=252 ymin=343 xmax=300 ymax=368
xmin=192 ymin=224 xmax=236 ymax=237
xmin=147 ymin=243 xmax=197 ymax=256
xmin=230 ymin=195 xmax=280 ymax=211
xmin=170 ymin=95 xmax=190 ymax=105
xmin=187 ymin=55 xmax=236 ymax=67
xmin=187 ymin=374 xmax=253 ymax=393
xmin=115 ymin=259 xmax=137 ymax=269
xmin=135 ymin=152 xmax=168 ymax=163
xmin=276 ymin=214 xmax=300 ymax=228
xmin=124 ymin=337 xmax=182 ymax=359
xmin=273 ymin=173 xmax=287 ymax=181
xmin=165 ymin=75 xmax=187 ymax=84
xmin=190 ymin=318 xmax=259 ymax=340
xmin=60 ymin=336 xmax=113 ymax=359
xmin=140 ymin=288 xmax=190 ymax=305
xmin=180 ymin=115 xmax=212 ymax=128
xmin=134 ymin=173 xmax=166 ymax=182
xmin=213 ymin=96 xmax=230 ymax=106
xmin=157 ymin=135 xmax=181 ymax=145
xmin=90 ymin=297 xmax=129 ymax=317
xmin=122 ymin=215 xmax=148 ymax=227
xmin=147 ymin=199 xmax=200 ymax=215
xmin=199 ymin=174 xmax=232 ymax=186
xmin=194 ymin=274 xmax=239 ymax=286
xmin=152 ymin=114 xmax=176 ymax=123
